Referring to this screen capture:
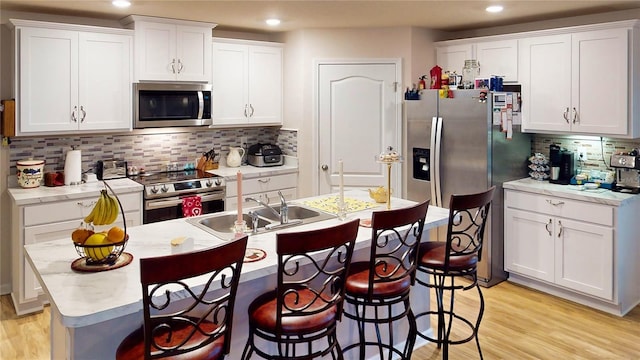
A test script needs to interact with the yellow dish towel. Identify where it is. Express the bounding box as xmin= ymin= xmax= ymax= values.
xmin=302 ymin=196 xmax=380 ymax=215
